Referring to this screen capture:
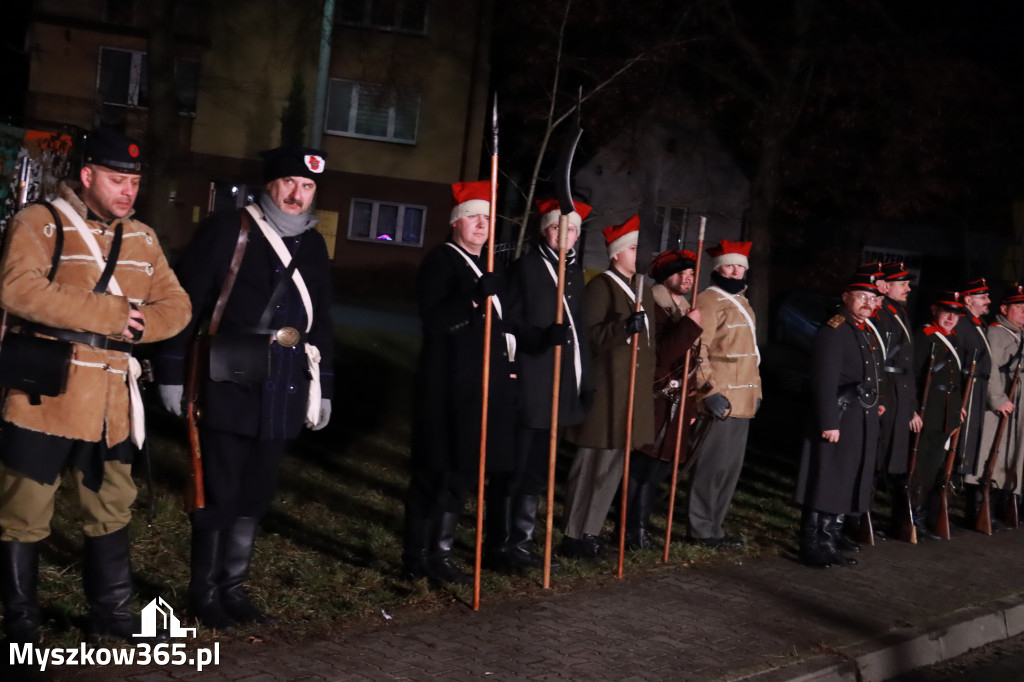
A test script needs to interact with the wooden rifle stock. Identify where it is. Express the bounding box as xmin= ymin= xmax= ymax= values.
xmin=893 ymin=343 xmax=936 ymax=543
xmin=977 ymin=354 xmax=1023 ymax=534
xmin=183 ymin=334 xmax=206 ymax=511
xmin=935 ymin=350 xmax=977 ymax=539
